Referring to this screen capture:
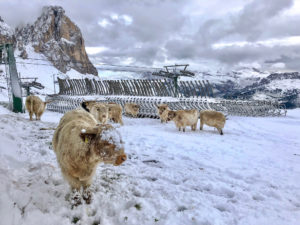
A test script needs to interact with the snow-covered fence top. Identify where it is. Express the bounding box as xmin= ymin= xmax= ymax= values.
xmin=48 ymin=78 xmax=287 ymax=117
xmin=46 ymin=95 xmax=287 ymax=117
xmin=57 ymin=78 xmax=214 ymax=98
